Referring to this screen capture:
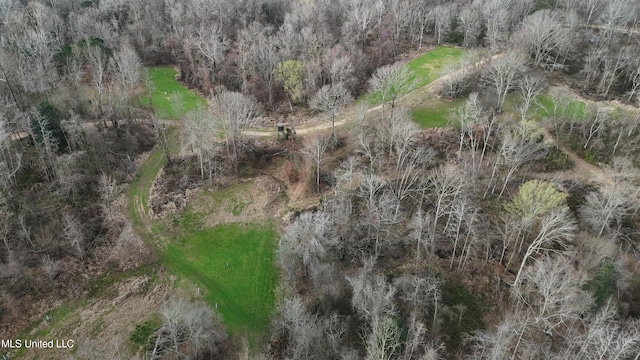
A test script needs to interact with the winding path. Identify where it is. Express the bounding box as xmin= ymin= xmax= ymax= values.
xmin=244 ymin=53 xmax=505 ymax=137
